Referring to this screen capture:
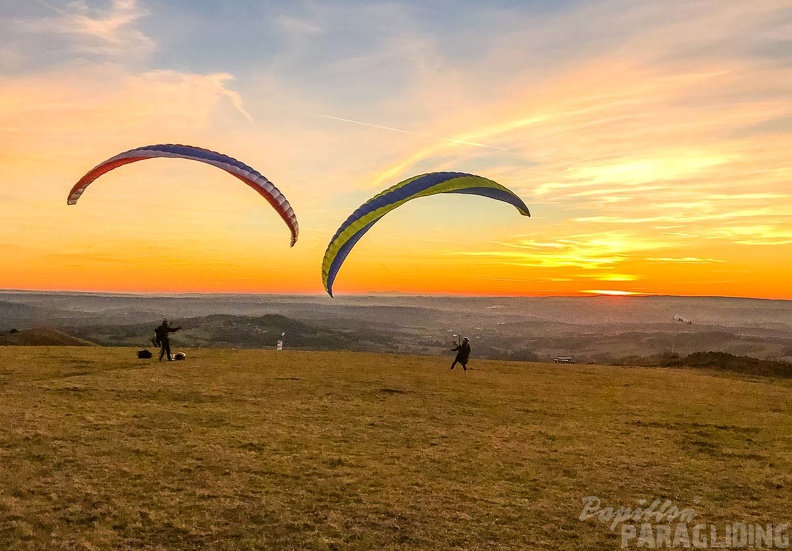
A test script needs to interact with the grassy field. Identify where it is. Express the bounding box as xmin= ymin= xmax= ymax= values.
xmin=1 ymin=347 xmax=790 ymax=550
